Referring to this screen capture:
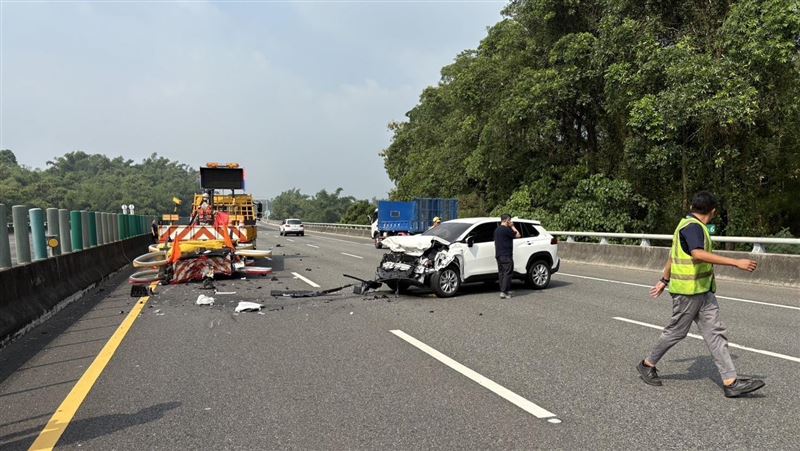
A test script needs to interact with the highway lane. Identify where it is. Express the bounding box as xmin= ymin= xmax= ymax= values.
xmin=0 ymin=224 xmax=797 ymax=449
